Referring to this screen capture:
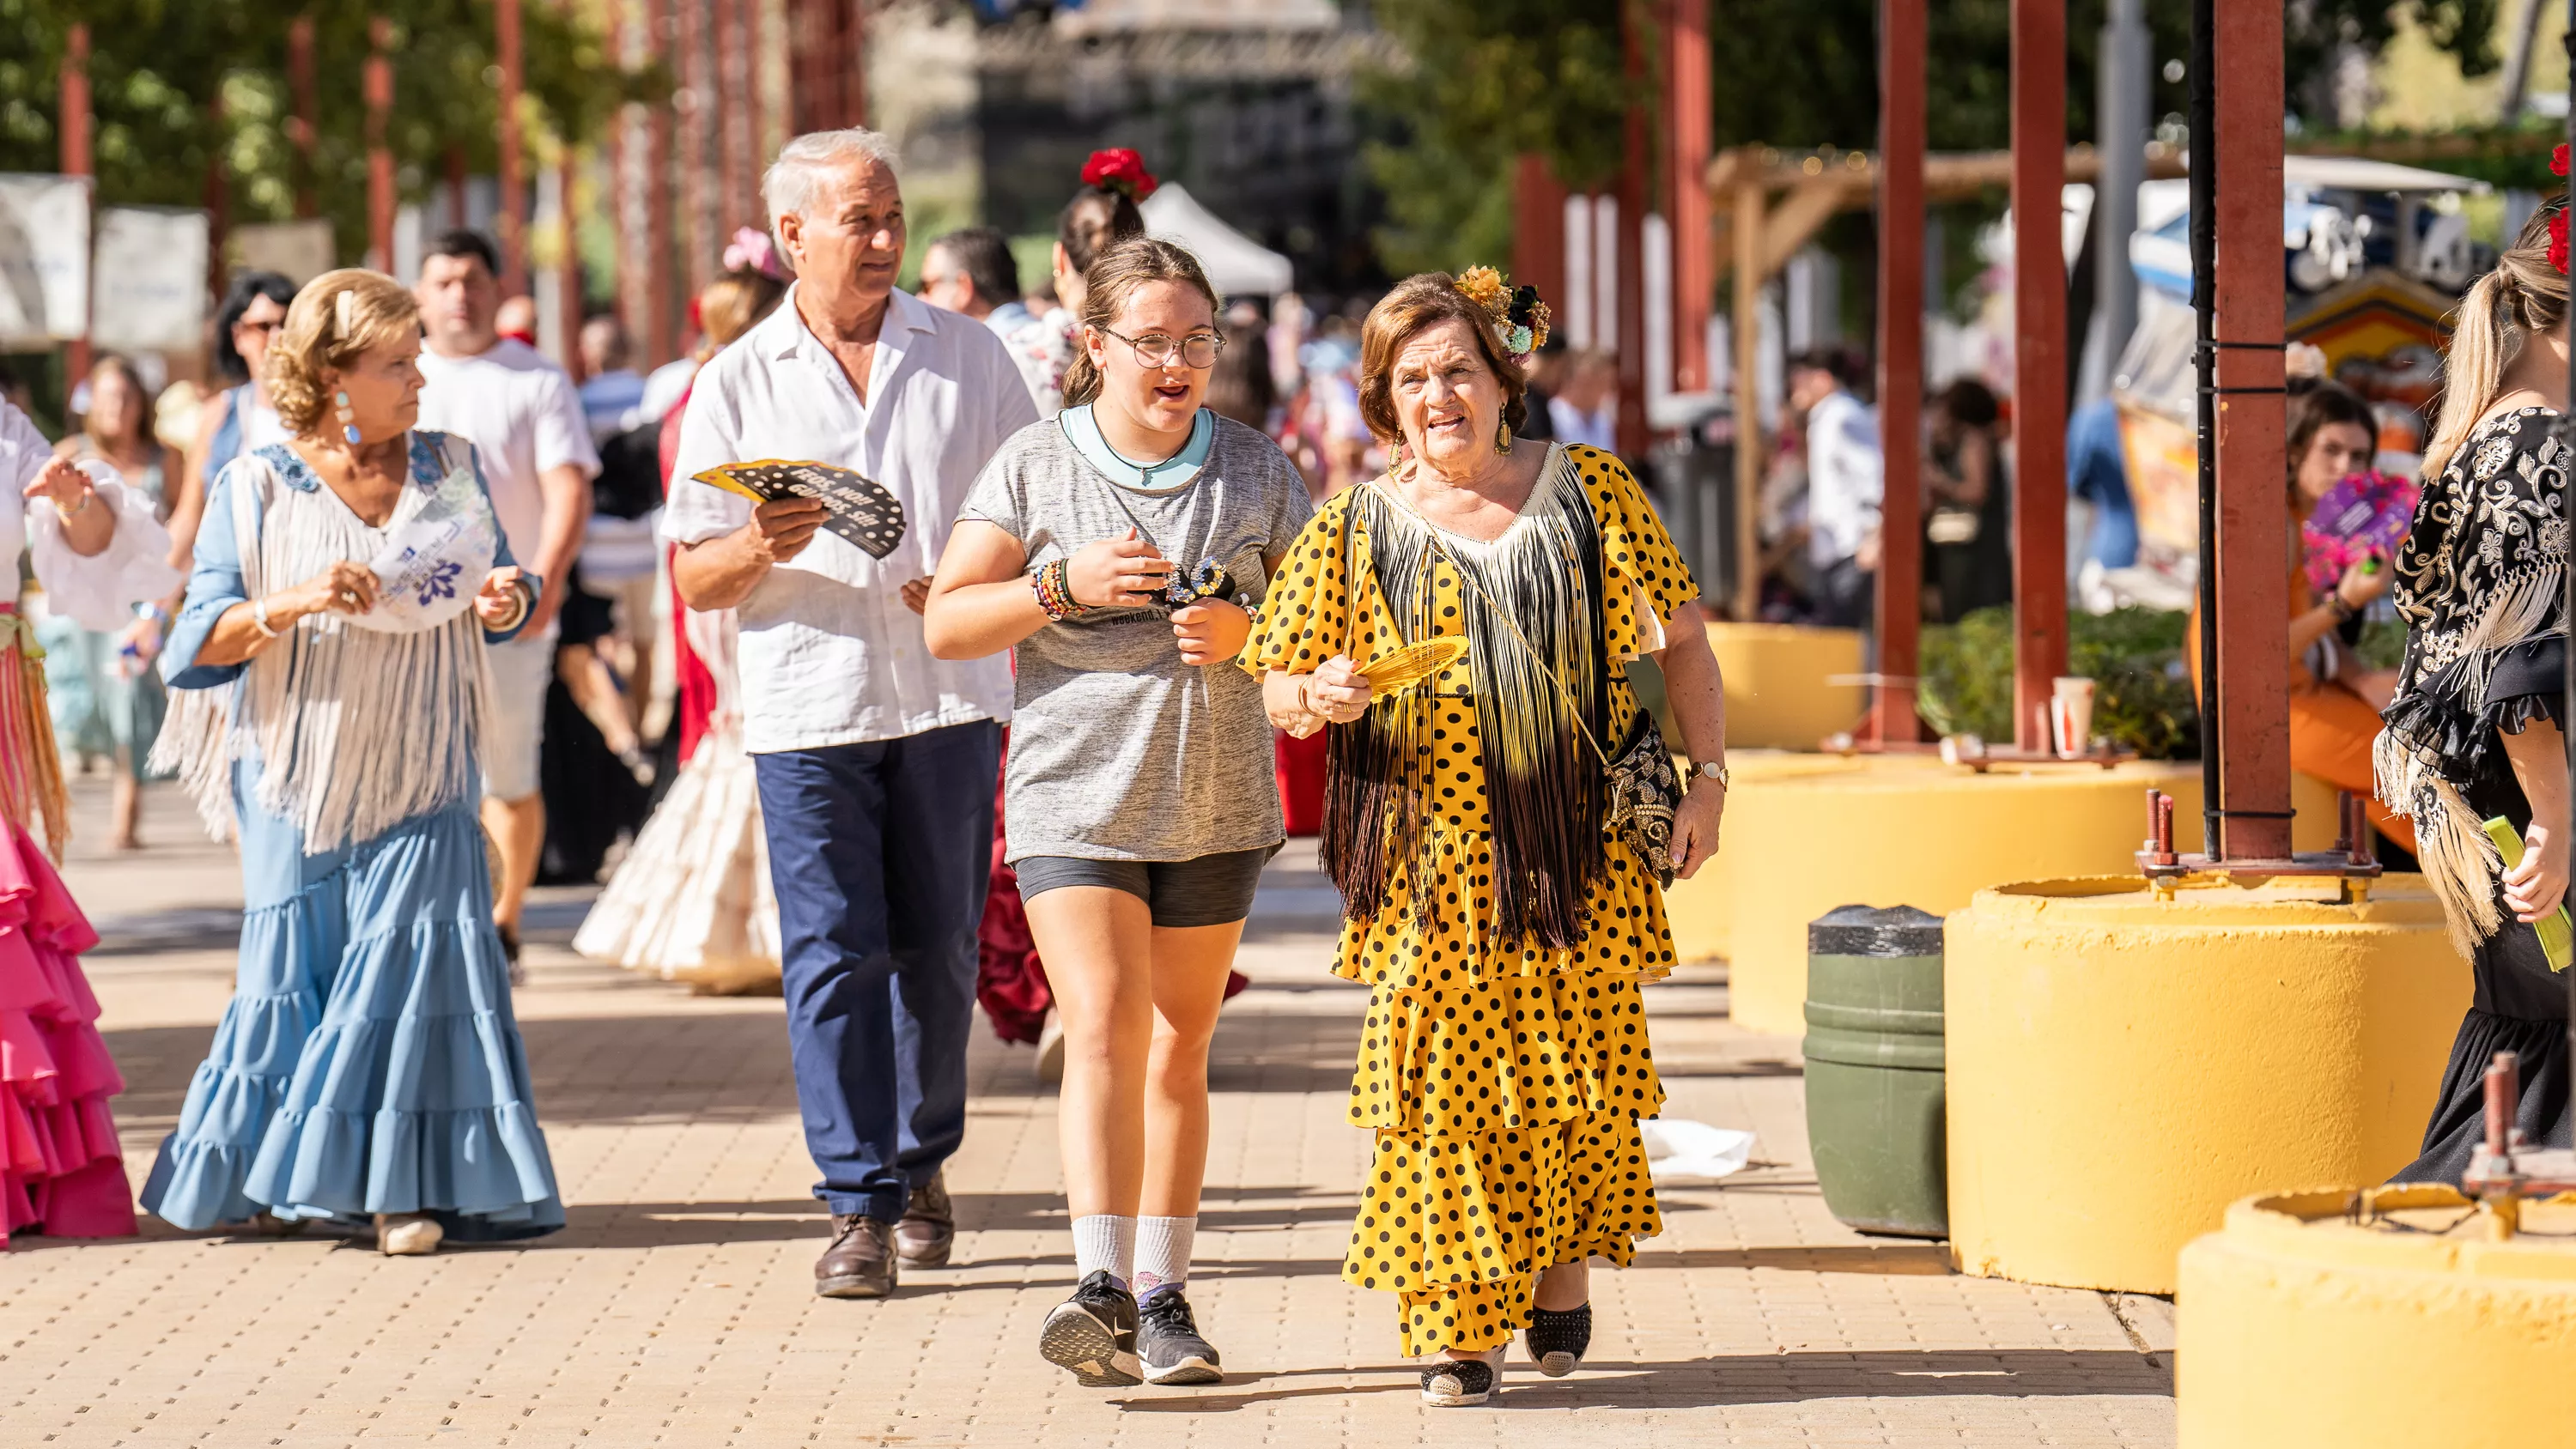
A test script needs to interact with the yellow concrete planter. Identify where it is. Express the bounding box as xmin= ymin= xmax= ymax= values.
xmin=1668 ymin=756 xmax=2348 ymax=1034
xmin=2178 ymin=1187 xmax=2576 ymax=1446
xmin=1946 ymin=877 xmax=2465 ymax=1294
xmin=1704 ymin=622 xmax=1866 ymax=749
